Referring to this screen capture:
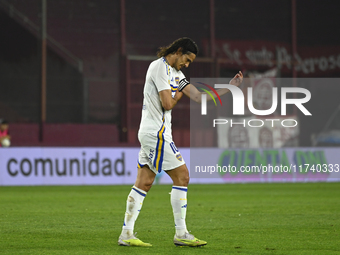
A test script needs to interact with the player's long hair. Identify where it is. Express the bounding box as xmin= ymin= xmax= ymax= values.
xmin=157 ymin=37 xmax=198 ymax=58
